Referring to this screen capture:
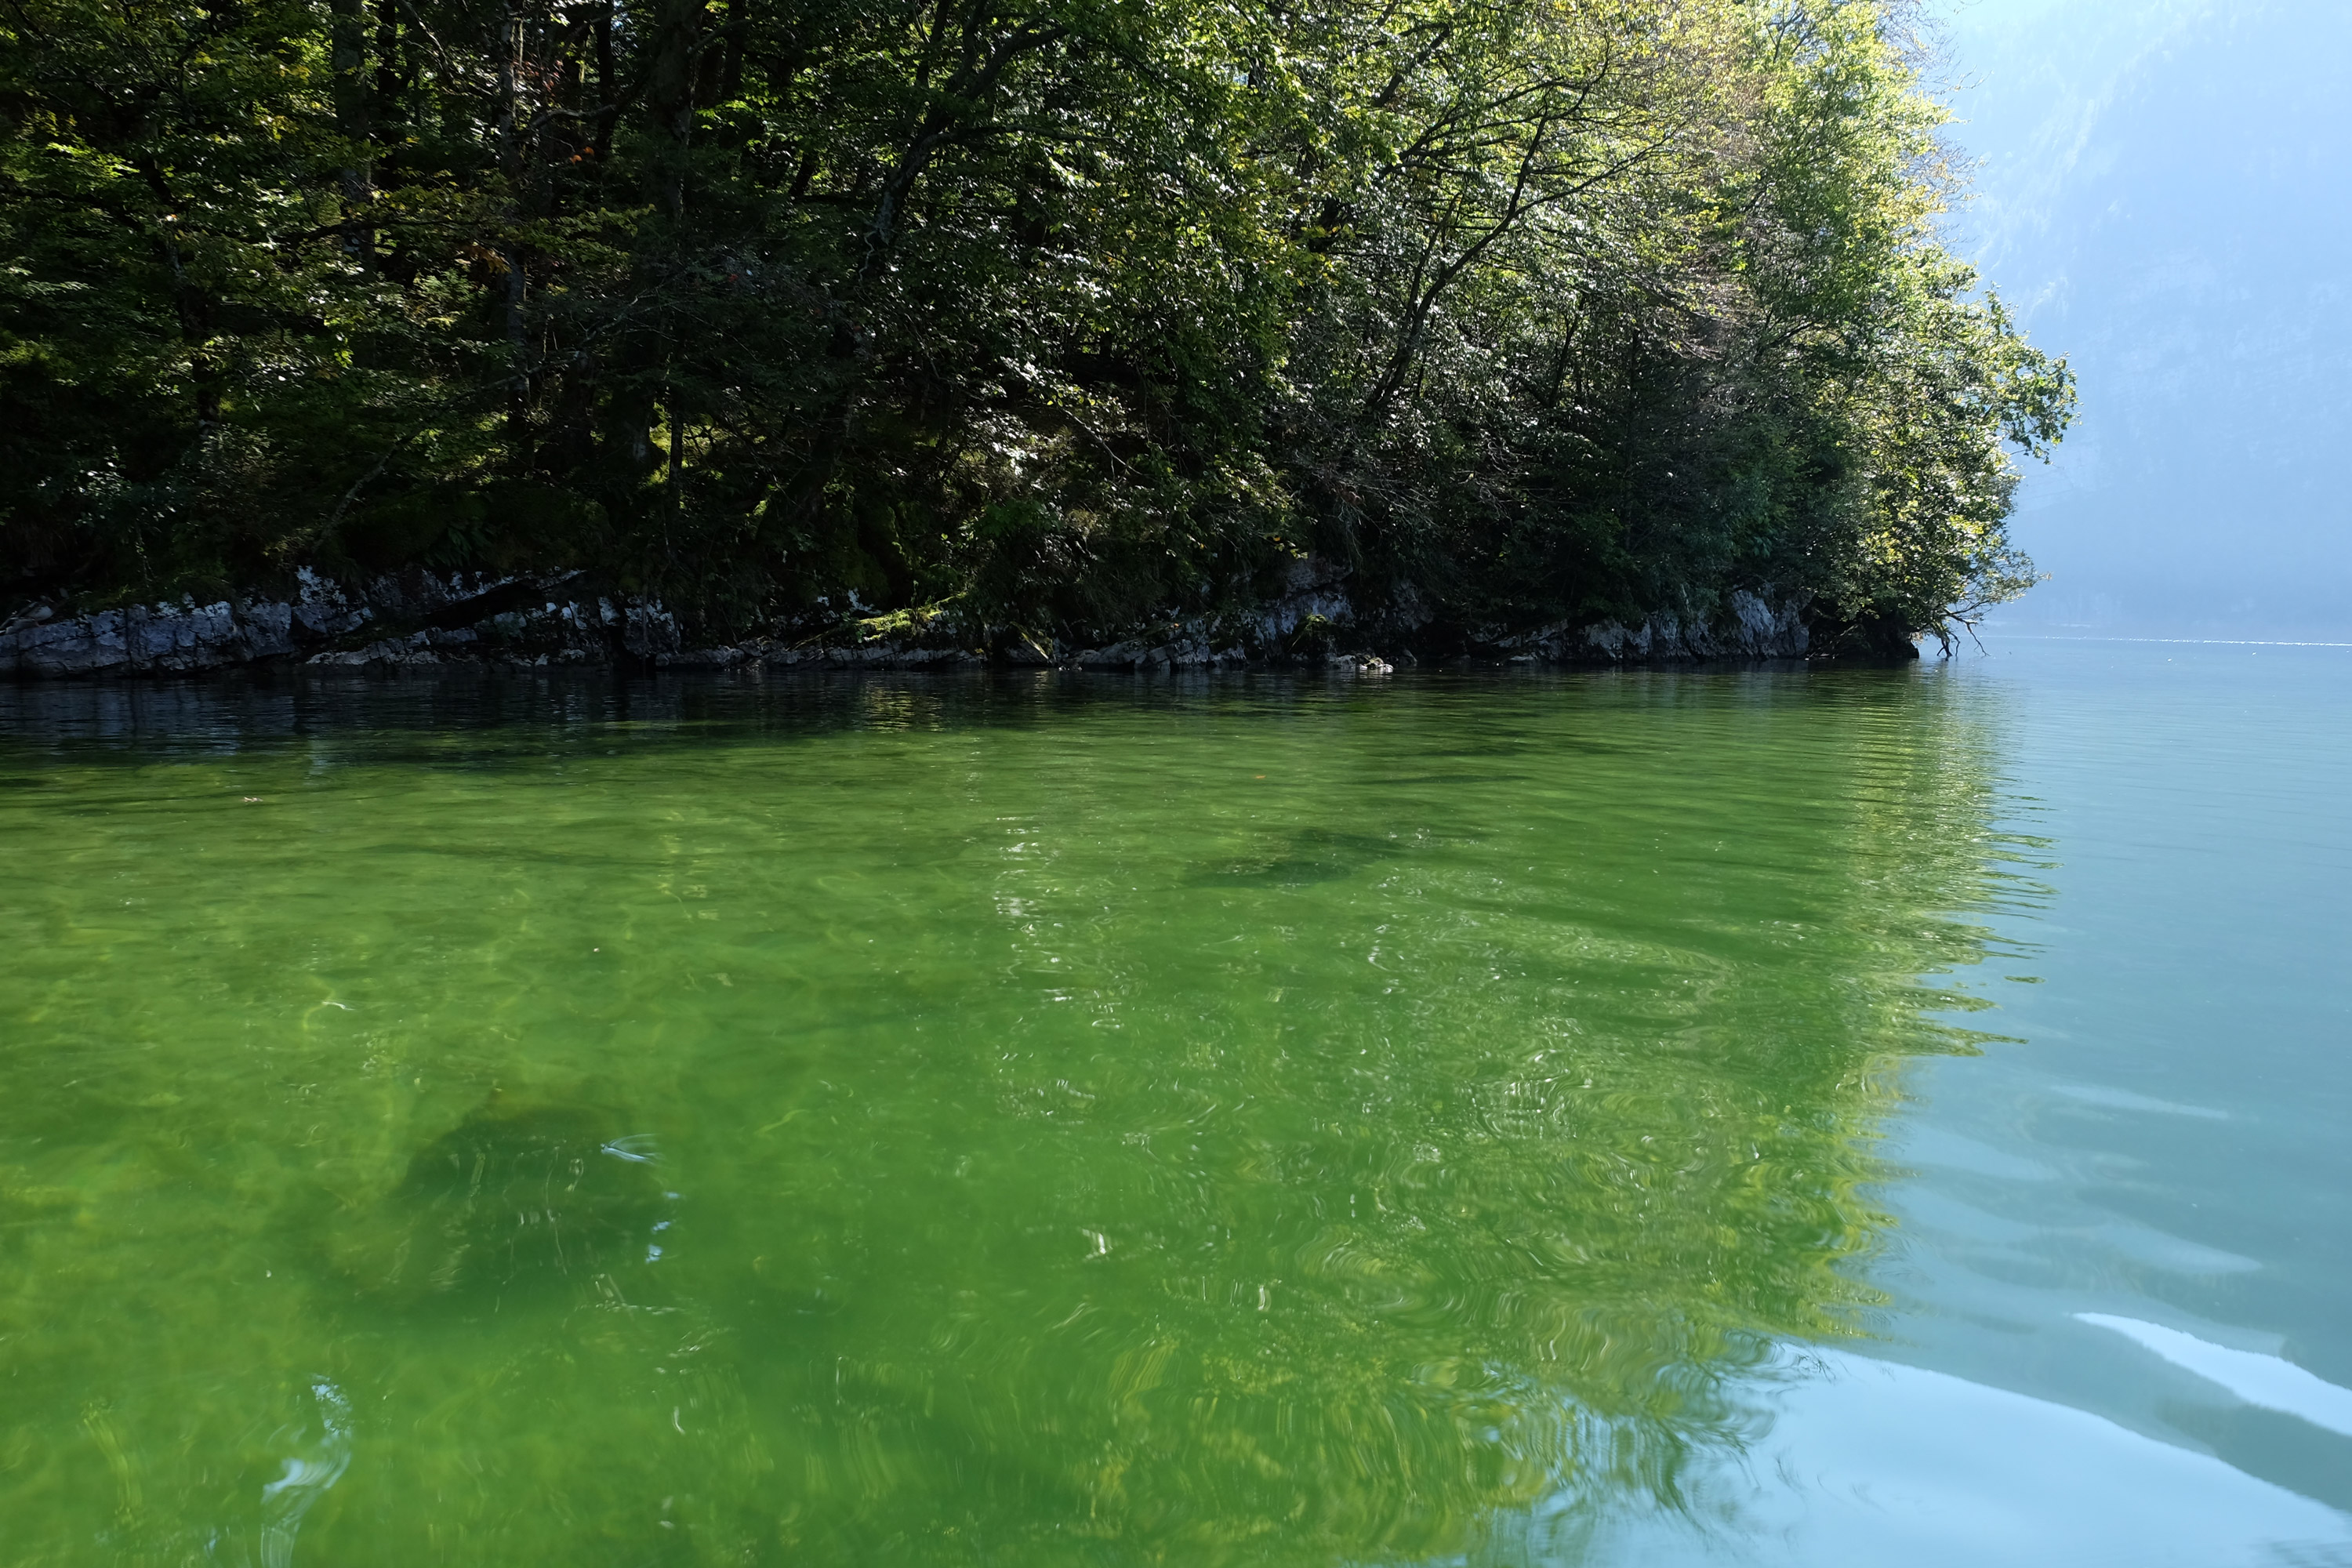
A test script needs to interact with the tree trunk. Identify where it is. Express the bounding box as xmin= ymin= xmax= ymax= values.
xmin=646 ymin=0 xmax=706 ymax=223
xmin=328 ymin=0 xmax=374 ymax=266
xmin=495 ymin=2 xmax=532 ymax=453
